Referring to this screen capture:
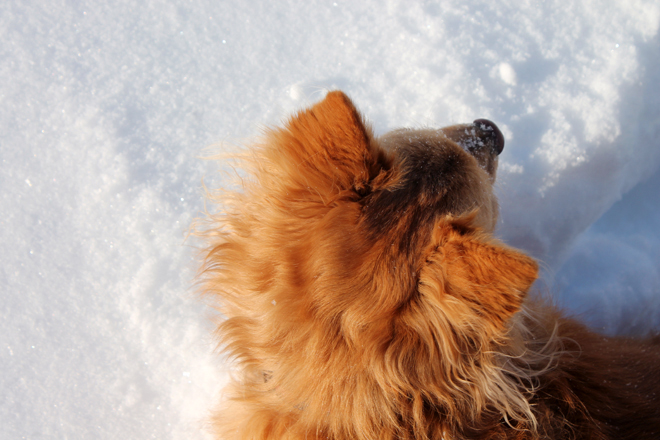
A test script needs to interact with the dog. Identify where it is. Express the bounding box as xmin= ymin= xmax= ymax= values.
xmin=197 ymin=91 xmax=660 ymax=439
